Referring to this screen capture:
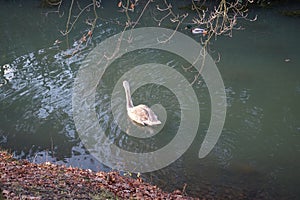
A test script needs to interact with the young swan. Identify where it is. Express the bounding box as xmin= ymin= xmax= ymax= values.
xmin=123 ymin=80 xmax=161 ymax=126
